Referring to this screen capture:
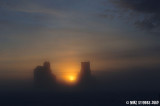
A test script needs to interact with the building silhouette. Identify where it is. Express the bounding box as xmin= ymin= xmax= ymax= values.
xmin=78 ymin=62 xmax=95 ymax=87
xmin=80 ymin=62 xmax=91 ymax=80
xmin=34 ymin=61 xmax=56 ymax=88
